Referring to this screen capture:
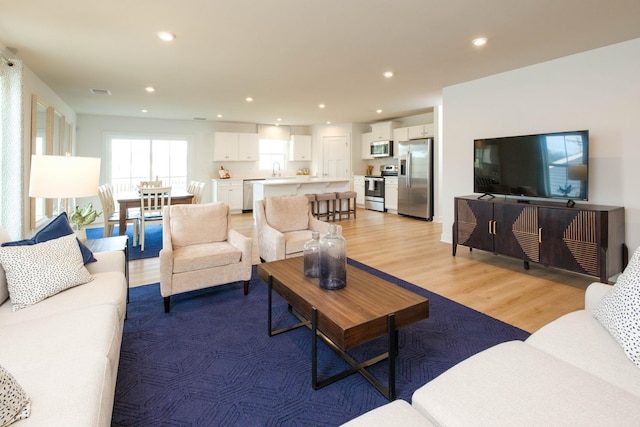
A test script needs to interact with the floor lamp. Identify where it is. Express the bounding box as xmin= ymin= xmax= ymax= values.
xmin=29 ymin=154 xmax=101 ymax=221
